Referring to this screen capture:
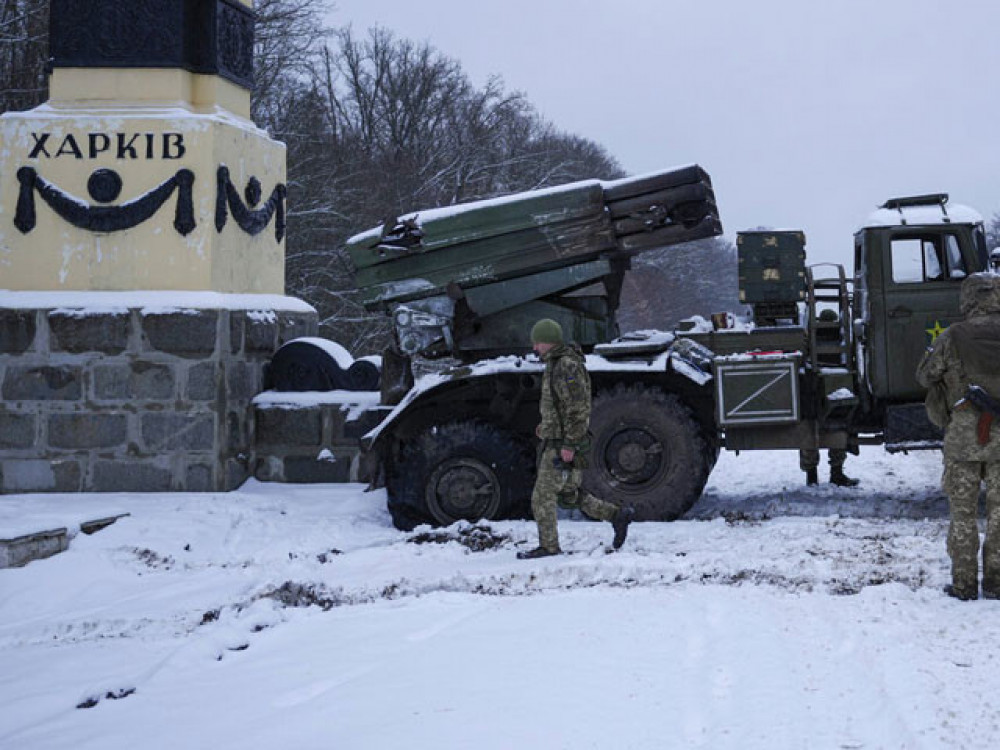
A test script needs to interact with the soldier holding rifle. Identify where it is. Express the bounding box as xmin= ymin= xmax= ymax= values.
xmin=917 ymin=272 xmax=1000 ymax=600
